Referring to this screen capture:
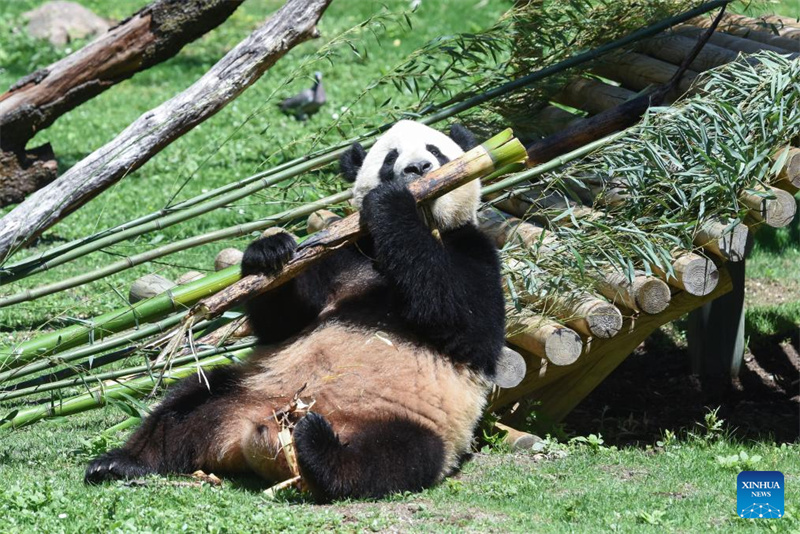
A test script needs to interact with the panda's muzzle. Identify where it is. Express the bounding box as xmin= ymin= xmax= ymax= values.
xmin=400 ymin=160 xmax=433 ymax=183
